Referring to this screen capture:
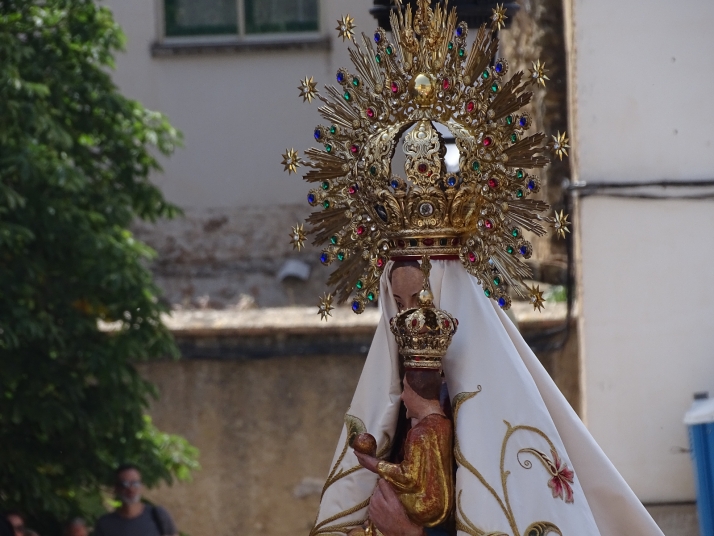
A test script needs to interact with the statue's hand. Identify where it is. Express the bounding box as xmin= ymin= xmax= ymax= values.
xmin=369 ymin=480 xmax=425 ymax=536
xmin=354 ymin=451 xmax=380 ymax=473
